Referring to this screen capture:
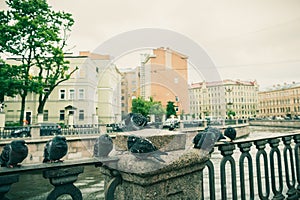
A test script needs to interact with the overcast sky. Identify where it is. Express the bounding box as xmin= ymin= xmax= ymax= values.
xmin=2 ymin=0 xmax=300 ymax=89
